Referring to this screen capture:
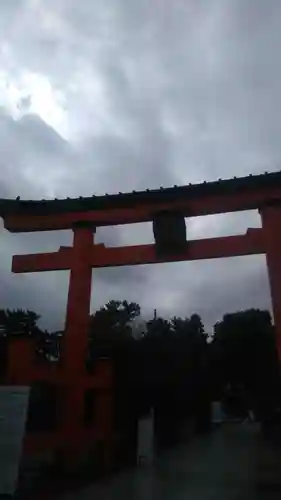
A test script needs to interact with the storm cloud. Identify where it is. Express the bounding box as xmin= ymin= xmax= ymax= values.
xmin=0 ymin=0 xmax=279 ymax=331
